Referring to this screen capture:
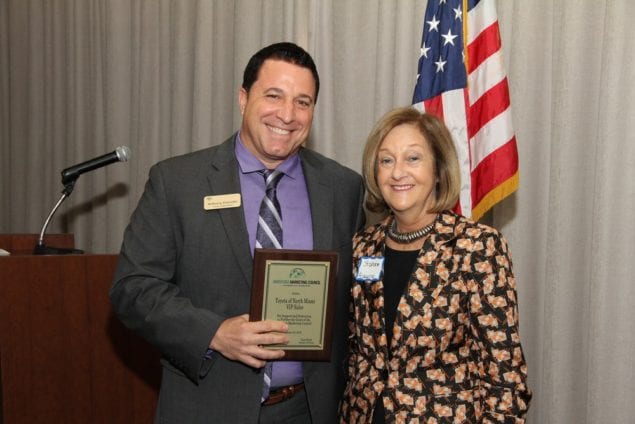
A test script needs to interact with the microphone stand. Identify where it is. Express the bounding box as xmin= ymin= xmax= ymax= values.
xmin=33 ymin=180 xmax=84 ymax=255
